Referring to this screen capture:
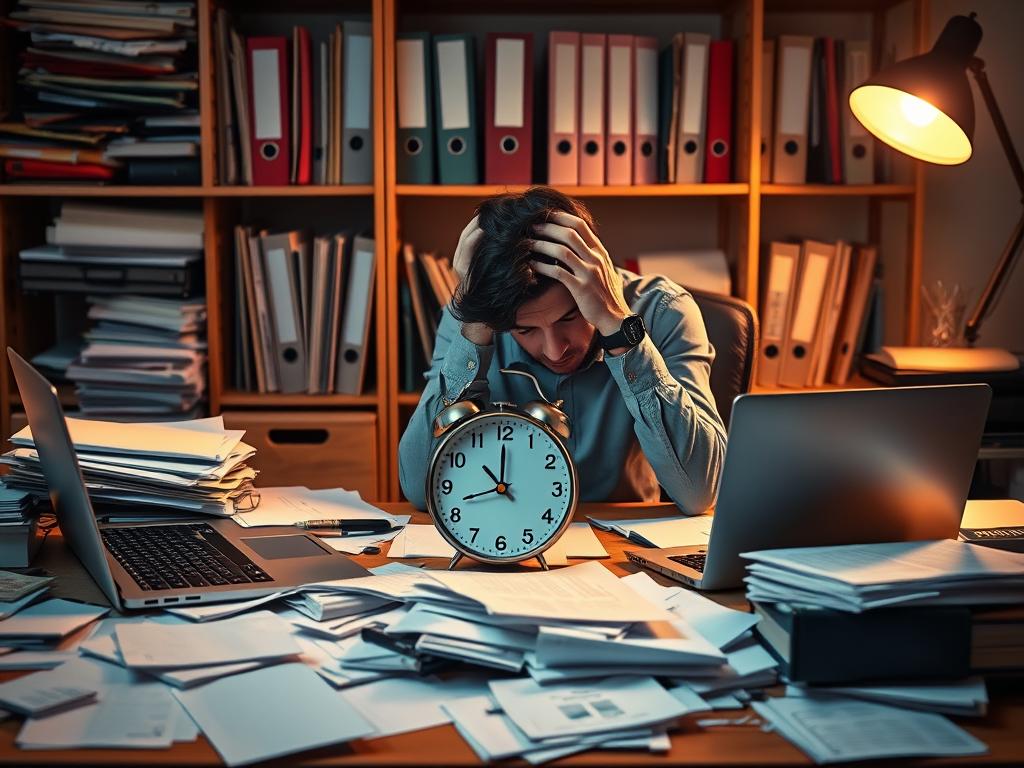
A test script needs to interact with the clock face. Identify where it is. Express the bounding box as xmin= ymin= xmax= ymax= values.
xmin=428 ymin=411 xmax=576 ymax=562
